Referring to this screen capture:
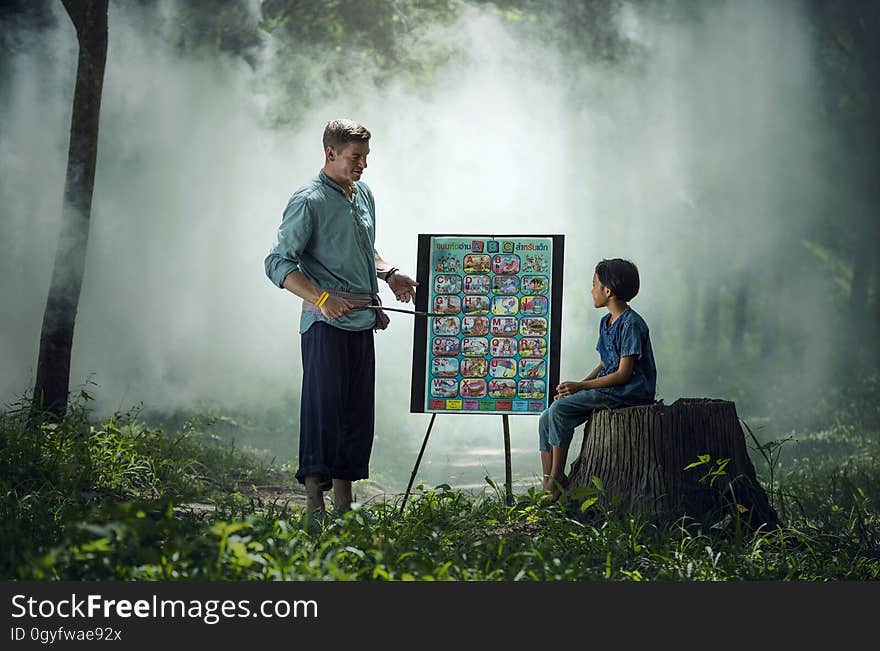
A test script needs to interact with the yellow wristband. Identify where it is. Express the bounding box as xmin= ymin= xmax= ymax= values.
xmin=315 ymin=291 xmax=329 ymax=307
